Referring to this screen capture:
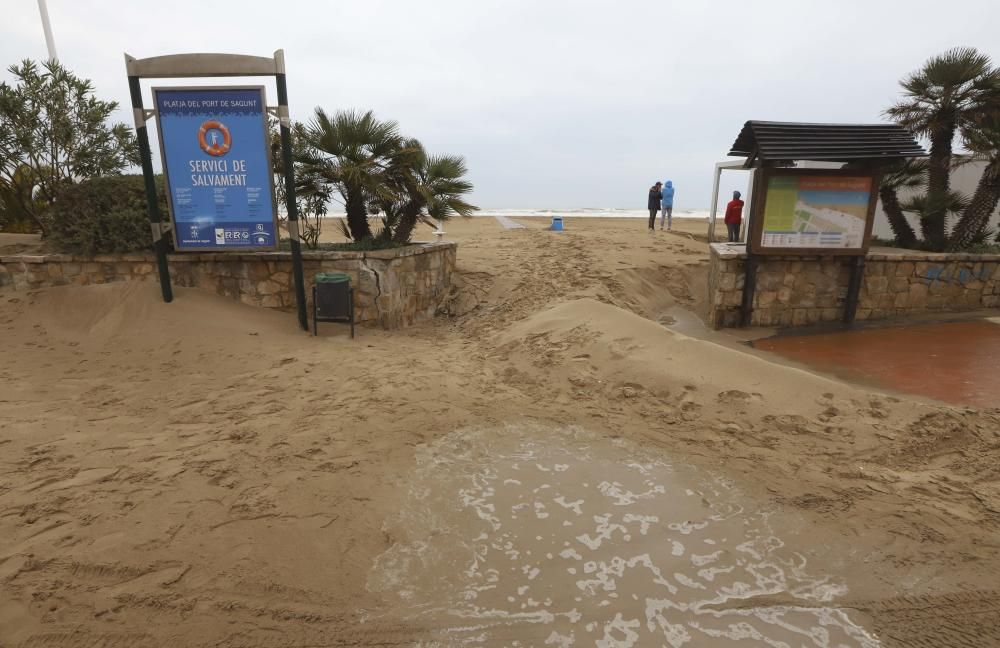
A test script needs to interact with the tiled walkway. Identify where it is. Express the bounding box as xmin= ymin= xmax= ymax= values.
xmin=754 ymin=319 xmax=1000 ymax=408
xmin=494 ymin=215 xmax=525 ymax=230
